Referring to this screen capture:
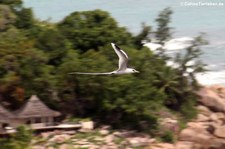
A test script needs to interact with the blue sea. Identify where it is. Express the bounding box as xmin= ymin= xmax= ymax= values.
xmin=23 ymin=0 xmax=225 ymax=85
